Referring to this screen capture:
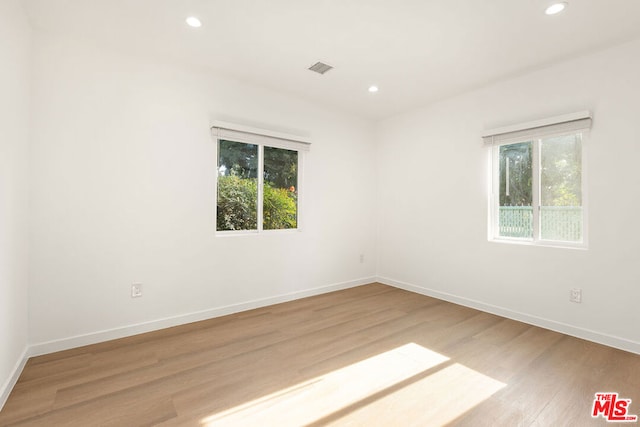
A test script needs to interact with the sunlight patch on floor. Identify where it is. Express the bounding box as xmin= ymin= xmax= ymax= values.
xmin=200 ymin=343 xmax=504 ymax=426
xmin=332 ymin=362 xmax=507 ymax=426
xmin=201 ymin=343 xmax=446 ymax=426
